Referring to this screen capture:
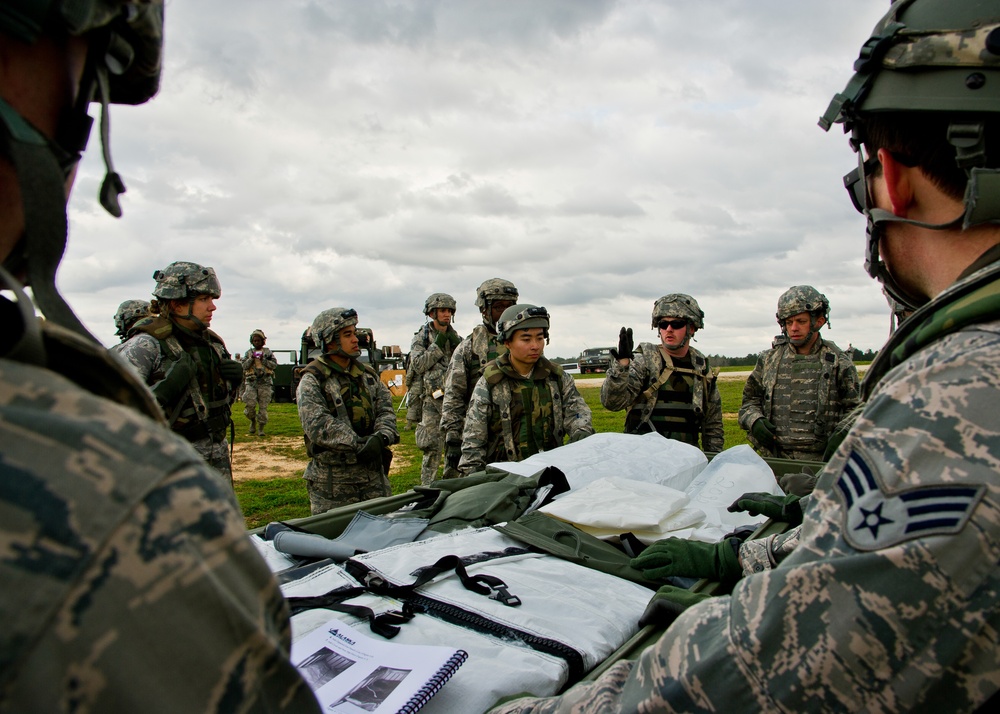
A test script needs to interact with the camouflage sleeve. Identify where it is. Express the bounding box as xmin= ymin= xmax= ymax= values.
xmin=262 ymin=348 xmax=278 ymax=370
xmin=440 ymin=340 xmax=473 ymax=442
xmin=372 ymin=375 xmax=399 ymax=445
xmin=494 ymin=325 xmax=1000 ymax=712
xmin=738 ymin=526 xmax=802 ymax=576
xmin=409 ymin=325 xmax=445 ymax=376
xmin=241 ymin=348 xmax=255 ymax=368
xmin=737 ymin=352 xmax=767 ymax=432
xmin=458 ymin=374 xmax=492 ymax=475
xmin=559 ymin=371 xmax=594 ymax=441
xmin=118 ymin=332 xmax=161 ymax=383
xmin=295 ymin=371 xmax=358 ymax=453
xmin=700 ymin=371 xmax=724 ymax=452
xmin=836 ymin=351 xmax=861 ymax=413
xmin=599 ymin=352 xmax=647 ymax=412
